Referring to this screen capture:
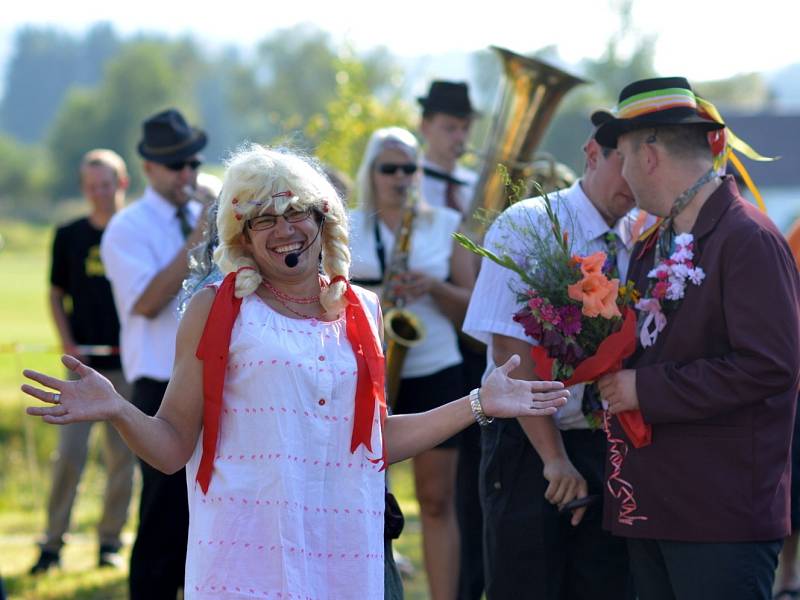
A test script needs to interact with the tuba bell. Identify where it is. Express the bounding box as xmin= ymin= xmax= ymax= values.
xmin=466 ymin=46 xmax=587 ymax=236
